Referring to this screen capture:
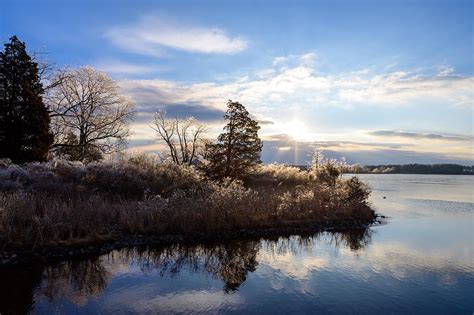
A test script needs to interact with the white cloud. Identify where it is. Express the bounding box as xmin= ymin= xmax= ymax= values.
xmin=118 ymin=53 xmax=331 ymax=116
xmin=437 ymin=65 xmax=455 ymax=77
xmin=335 ymin=70 xmax=474 ymax=107
xmin=272 ymin=56 xmax=287 ymax=65
xmin=272 ymin=52 xmax=317 ymax=67
xmin=106 ymin=14 xmax=248 ymax=56
xmin=102 ymin=288 xmax=244 ymax=314
xmin=258 ymin=251 xmax=329 ymax=279
xmin=299 ymin=52 xmax=317 ymax=66
xmin=368 ymin=130 xmax=473 ymax=142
